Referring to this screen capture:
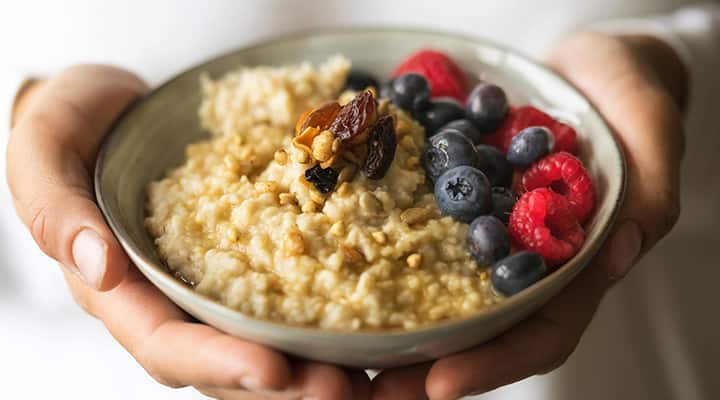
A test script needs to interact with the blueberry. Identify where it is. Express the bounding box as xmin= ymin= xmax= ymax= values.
xmin=491 ymin=187 xmax=517 ymax=224
xmin=344 ymin=69 xmax=380 ymax=92
xmin=388 ymin=73 xmax=431 ymax=113
xmin=467 ymin=216 xmax=510 ymax=266
xmin=506 ymin=126 xmax=553 ymax=168
xmin=475 ymin=144 xmax=513 ymax=187
xmin=439 ymin=118 xmax=483 ymax=144
xmin=417 ymin=98 xmax=466 ymax=136
xmin=434 ymin=166 xmax=492 ymax=223
xmin=491 ymin=251 xmax=547 ymax=296
xmin=422 ymin=130 xmax=480 ymax=183
xmin=465 ymin=82 xmax=509 ymax=133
